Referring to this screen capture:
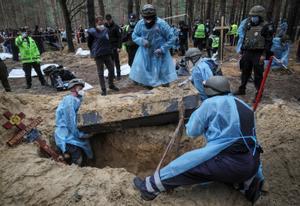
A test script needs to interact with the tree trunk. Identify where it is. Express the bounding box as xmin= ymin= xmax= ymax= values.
xmin=51 ymin=0 xmax=59 ymax=28
xmin=242 ymin=0 xmax=248 ymax=19
xmin=128 ymin=0 xmax=134 ymax=17
xmin=282 ymin=0 xmax=288 ymax=19
xmin=58 ymin=0 xmax=75 ymax=52
xmin=87 ymin=0 xmax=95 ymax=28
xmin=98 ymin=0 xmax=105 ymax=17
xmin=206 ymin=0 xmax=212 ymax=21
xmin=287 ymin=0 xmax=300 ymax=40
xmin=220 ymin=0 xmax=226 ymax=20
xmin=210 ymin=0 xmax=215 ymax=24
xmin=187 ymin=0 xmax=194 ymax=36
xmin=135 ymin=0 xmax=140 ymax=18
xmin=230 ymin=0 xmax=237 ymax=23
